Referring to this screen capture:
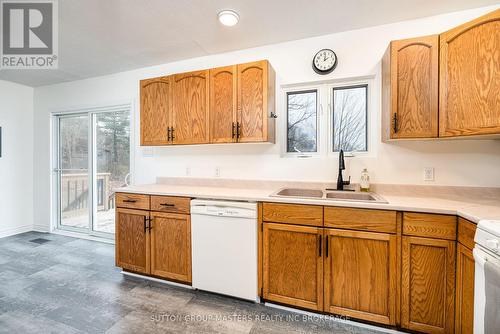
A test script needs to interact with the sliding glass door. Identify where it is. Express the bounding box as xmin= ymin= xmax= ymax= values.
xmin=55 ymin=108 xmax=130 ymax=237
